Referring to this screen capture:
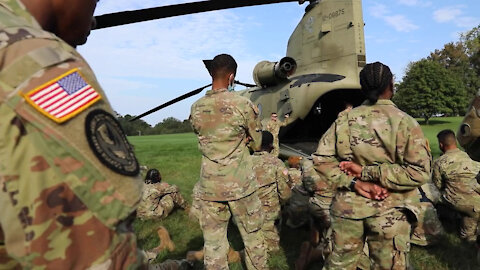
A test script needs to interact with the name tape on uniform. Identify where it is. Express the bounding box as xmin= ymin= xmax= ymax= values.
xmin=22 ymin=68 xmax=101 ymax=123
